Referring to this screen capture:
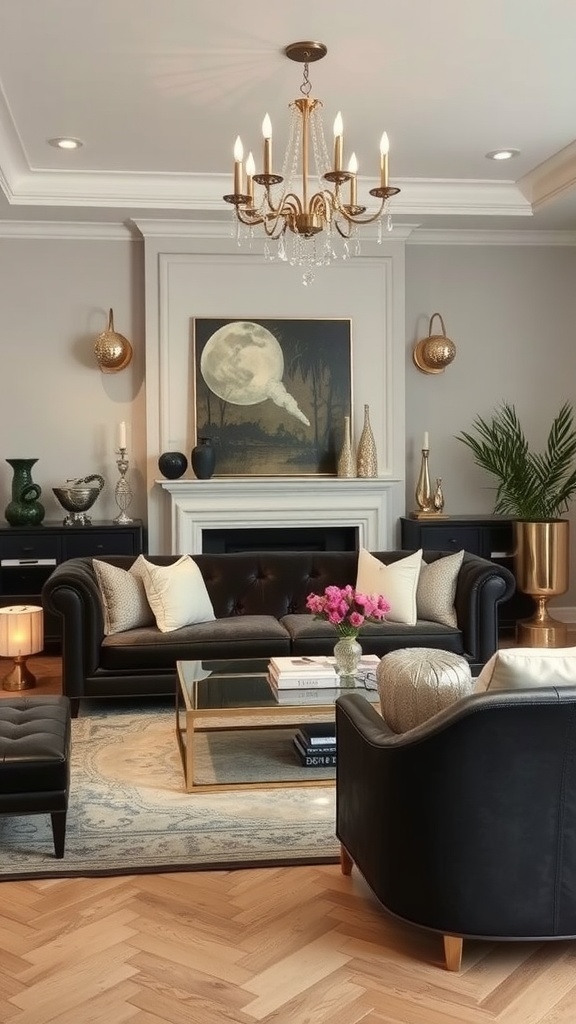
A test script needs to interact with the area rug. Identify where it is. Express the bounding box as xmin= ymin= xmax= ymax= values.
xmin=0 ymin=710 xmax=339 ymax=881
